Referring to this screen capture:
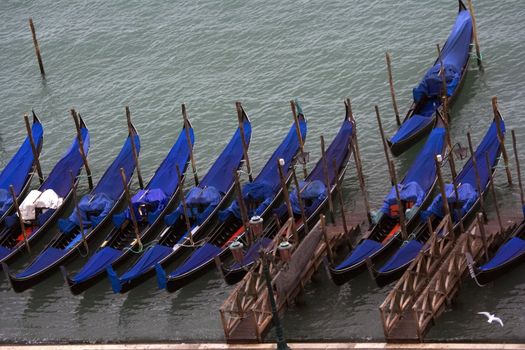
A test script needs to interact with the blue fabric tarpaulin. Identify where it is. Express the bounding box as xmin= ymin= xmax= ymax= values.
xmin=72 ymin=247 xmax=122 ymax=283
xmin=120 ymin=244 xmax=173 ymax=282
xmin=423 ymin=183 xmax=477 ymax=220
xmin=336 ymin=239 xmax=382 ymax=269
xmin=381 ymin=182 xmax=426 ymax=215
xmin=378 ymin=240 xmax=424 ymax=273
xmin=171 ymin=243 xmax=222 ymax=277
xmin=15 ymin=247 xmax=65 ymax=278
xmin=479 ymin=237 xmax=525 ymax=271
